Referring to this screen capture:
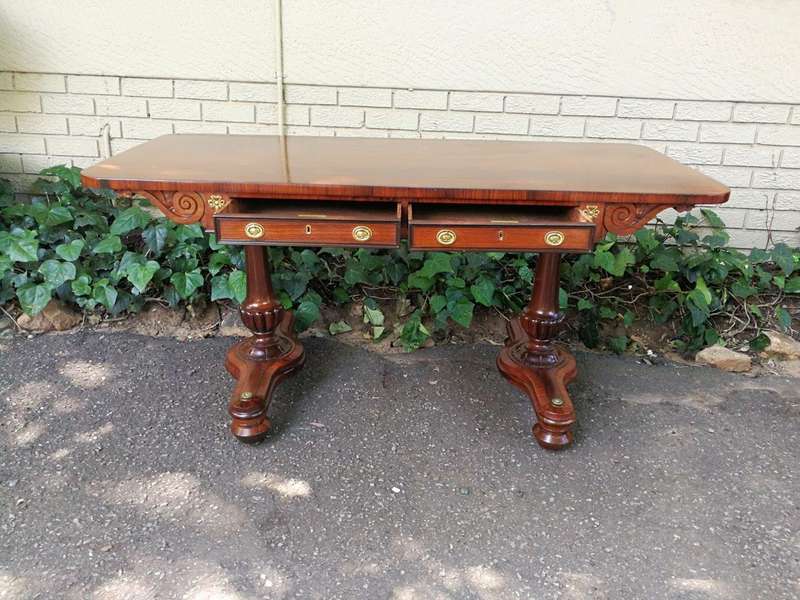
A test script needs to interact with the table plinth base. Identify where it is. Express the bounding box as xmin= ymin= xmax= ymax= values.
xmin=224 ymin=311 xmax=305 ymax=443
xmin=497 ymin=317 xmax=577 ymax=450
